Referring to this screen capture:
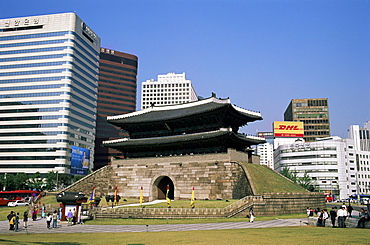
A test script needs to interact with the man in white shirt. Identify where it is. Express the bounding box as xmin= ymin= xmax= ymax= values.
xmin=337 ymin=205 xmax=348 ymax=228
